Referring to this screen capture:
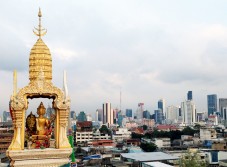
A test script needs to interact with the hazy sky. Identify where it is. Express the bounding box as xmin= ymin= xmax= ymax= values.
xmin=1 ymin=1 xmax=227 ymax=118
